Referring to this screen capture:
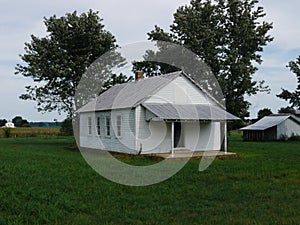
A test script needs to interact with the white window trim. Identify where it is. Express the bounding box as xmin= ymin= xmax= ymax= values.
xmin=88 ymin=116 xmax=92 ymax=136
xmin=116 ymin=114 xmax=122 ymax=137
xmin=105 ymin=115 xmax=111 ymax=137
xmin=96 ymin=116 xmax=101 ymax=136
